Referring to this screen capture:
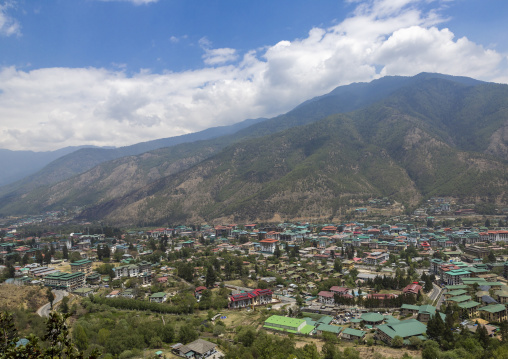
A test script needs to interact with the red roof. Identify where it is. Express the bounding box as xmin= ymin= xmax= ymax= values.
xmin=330 ymin=286 xmax=349 ymax=294
xmin=318 ymin=291 xmax=334 ymax=298
xmin=402 ymin=283 xmax=422 ymax=295
xmin=259 ymin=238 xmax=279 ymax=243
